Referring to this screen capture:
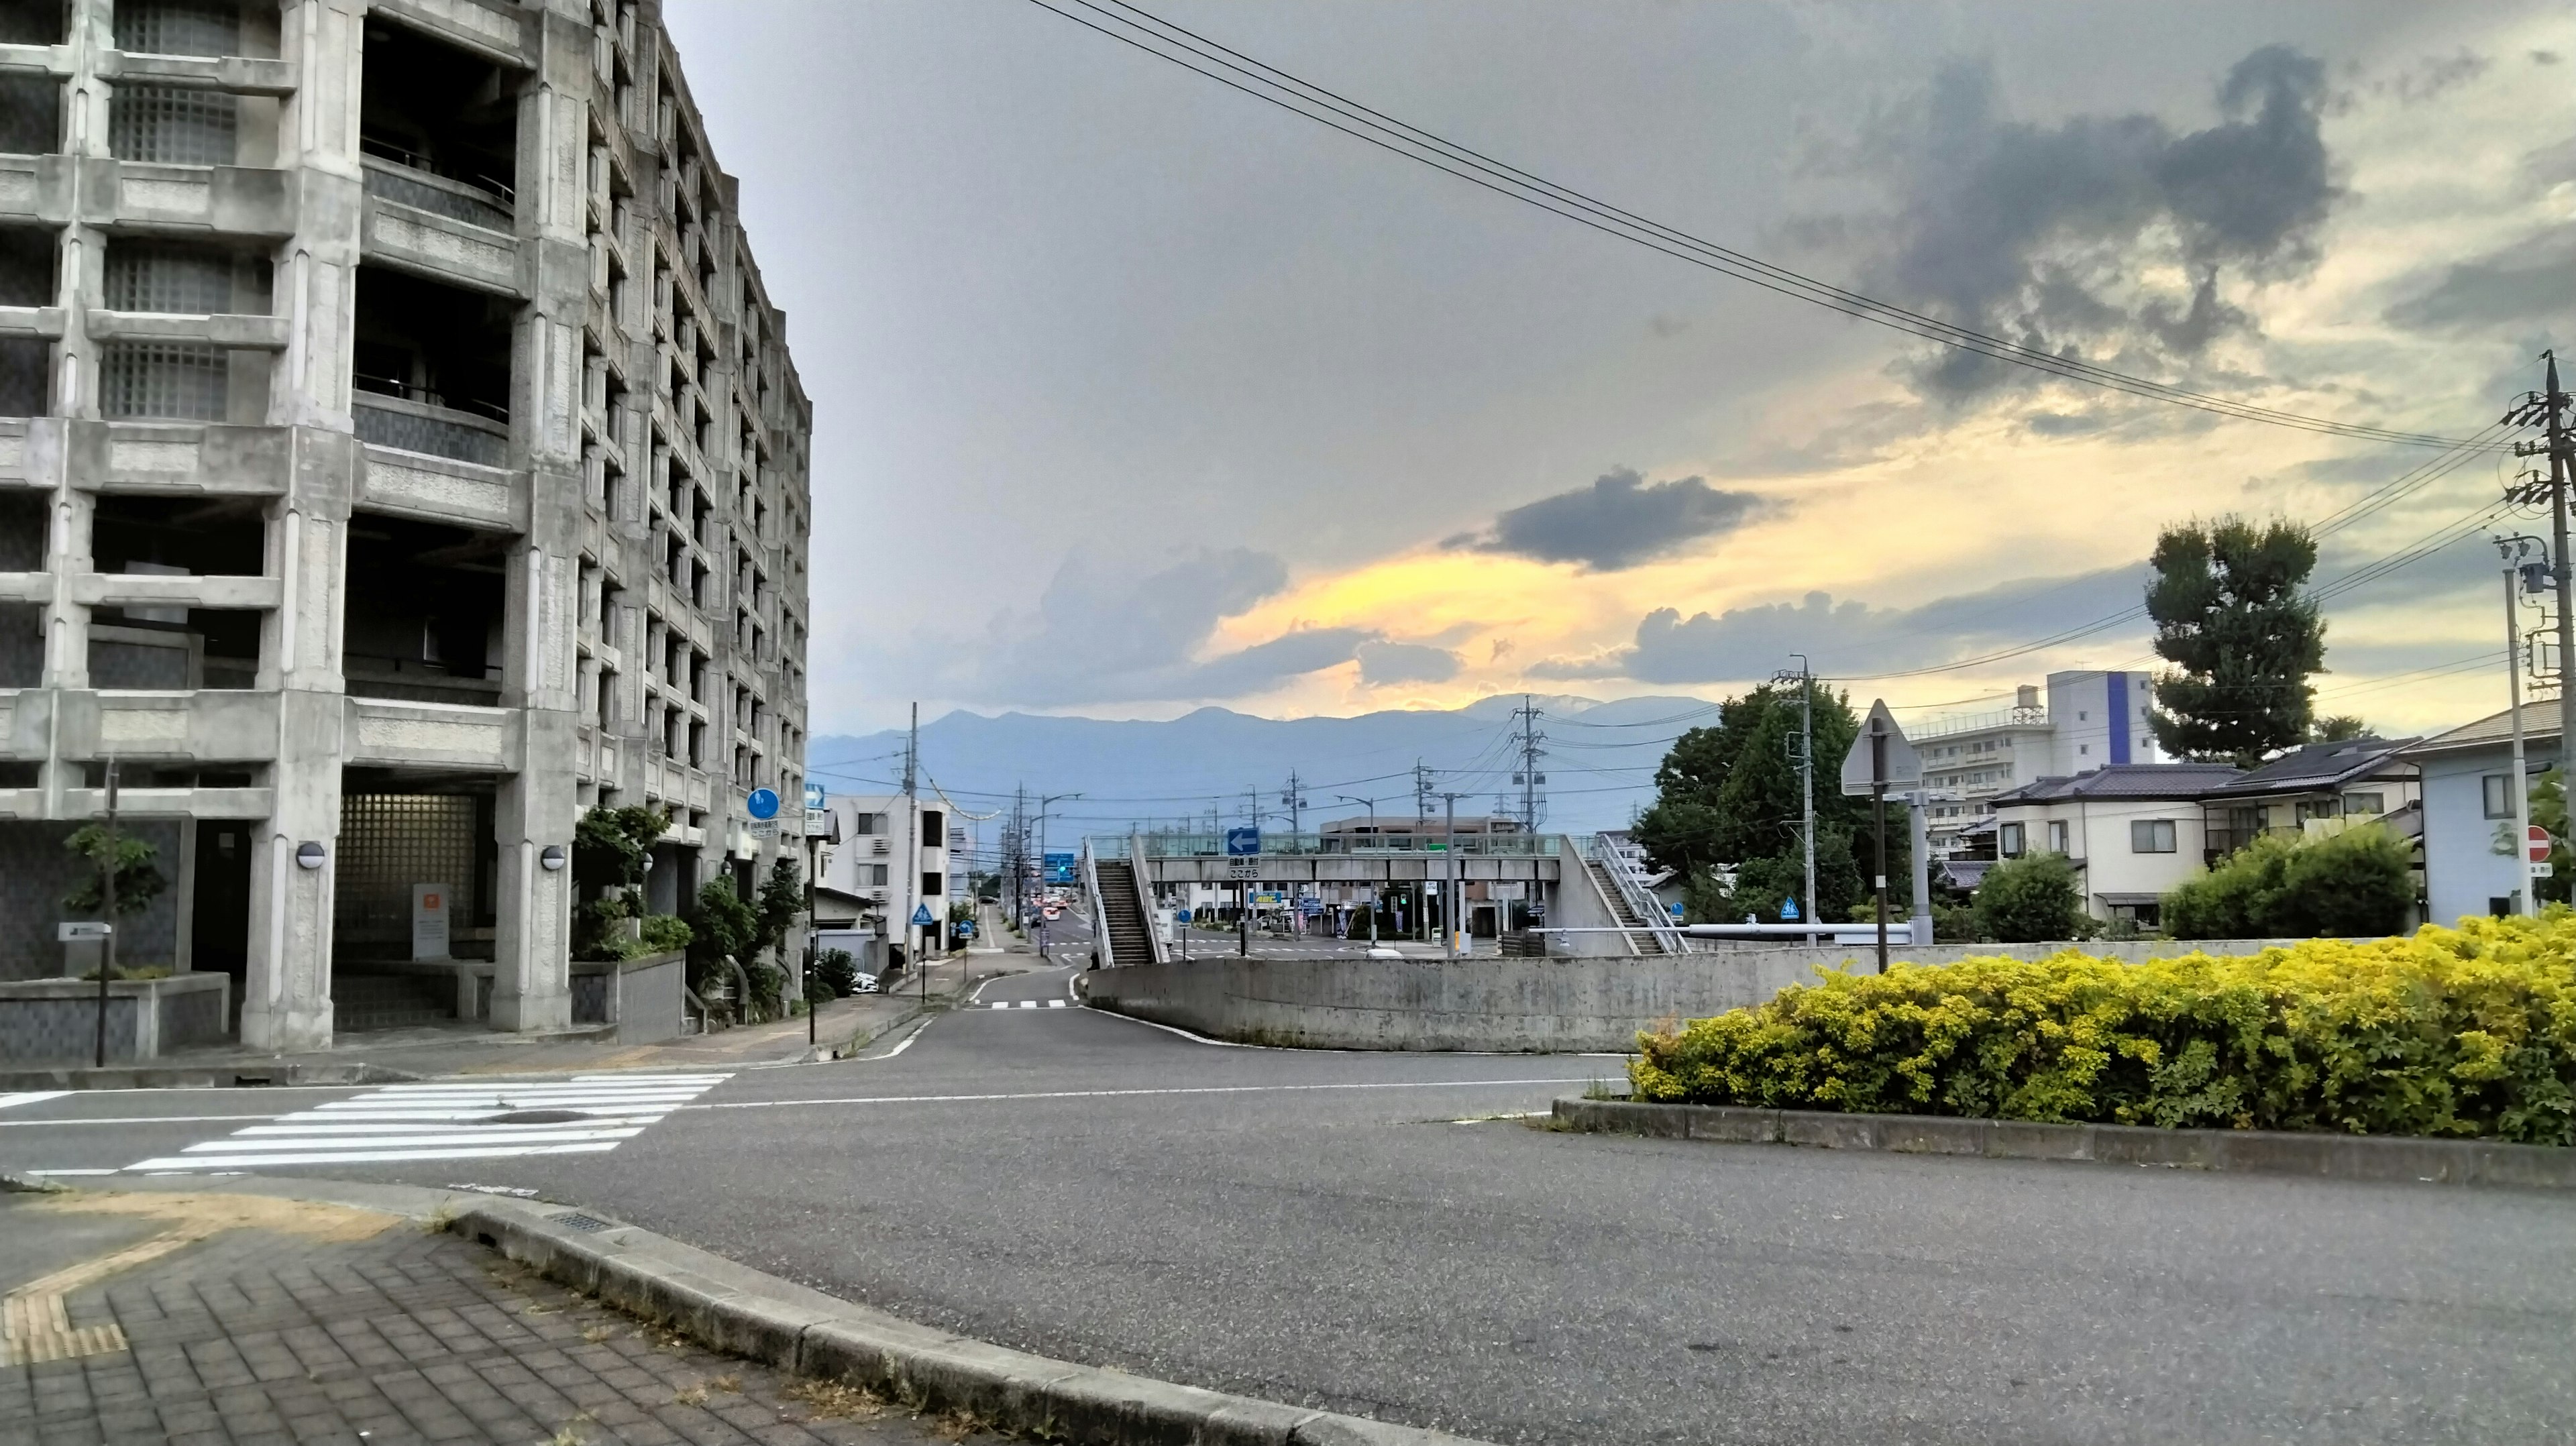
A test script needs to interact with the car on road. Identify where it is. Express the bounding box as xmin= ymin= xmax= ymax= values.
xmin=851 ymin=972 xmax=879 ymax=994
